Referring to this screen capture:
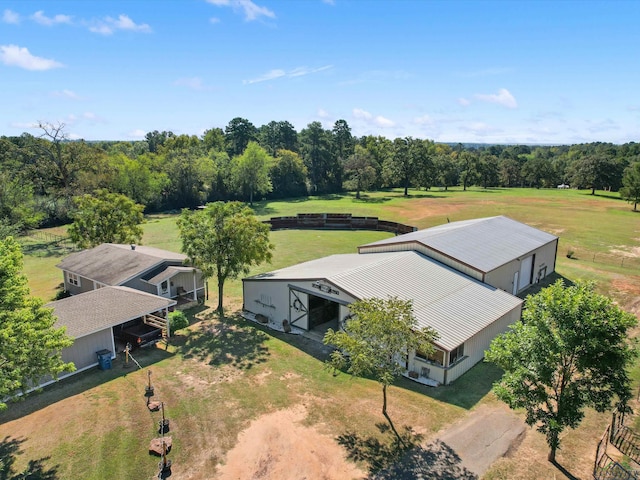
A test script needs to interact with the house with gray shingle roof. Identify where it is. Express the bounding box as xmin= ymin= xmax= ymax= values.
xmin=242 ymin=216 xmax=558 ymax=386
xmin=43 ymin=287 xmax=176 ymax=385
xmin=57 ymin=243 xmax=205 ymax=304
